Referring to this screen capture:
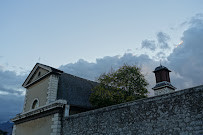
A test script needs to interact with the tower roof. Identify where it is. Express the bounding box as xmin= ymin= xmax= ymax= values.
xmin=153 ymin=65 xmax=171 ymax=73
xmin=152 ymin=81 xmax=176 ymax=90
